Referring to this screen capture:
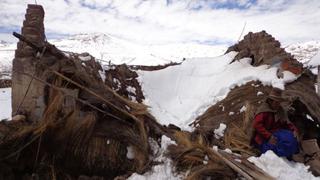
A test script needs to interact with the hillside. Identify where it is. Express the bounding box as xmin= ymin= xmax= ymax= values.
xmin=1 ymin=33 xmax=320 ymax=77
